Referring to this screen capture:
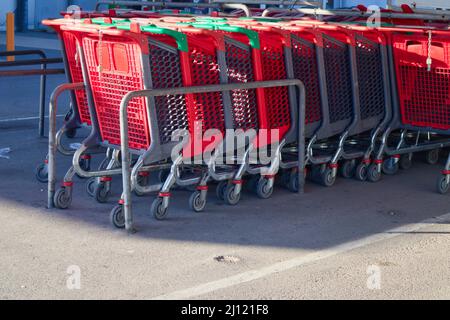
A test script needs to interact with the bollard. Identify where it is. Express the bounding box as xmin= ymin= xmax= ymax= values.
xmin=6 ymin=12 xmax=15 ymax=62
